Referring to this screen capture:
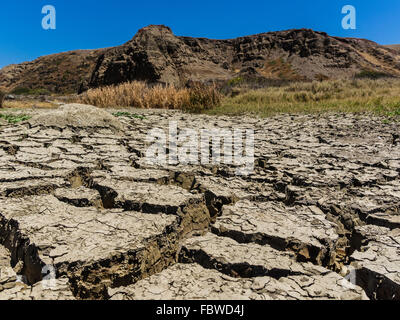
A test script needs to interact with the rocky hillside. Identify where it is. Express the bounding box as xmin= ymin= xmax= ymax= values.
xmin=0 ymin=49 xmax=107 ymax=94
xmin=386 ymin=44 xmax=400 ymax=52
xmin=1 ymin=25 xmax=400 ymax=94
xmin=83 ymin=25 xmax=400 ymax=91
